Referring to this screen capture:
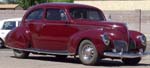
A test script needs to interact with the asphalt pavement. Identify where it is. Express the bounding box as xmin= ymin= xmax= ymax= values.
xmin=0 ymin=42 xmax=150 ymax=68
